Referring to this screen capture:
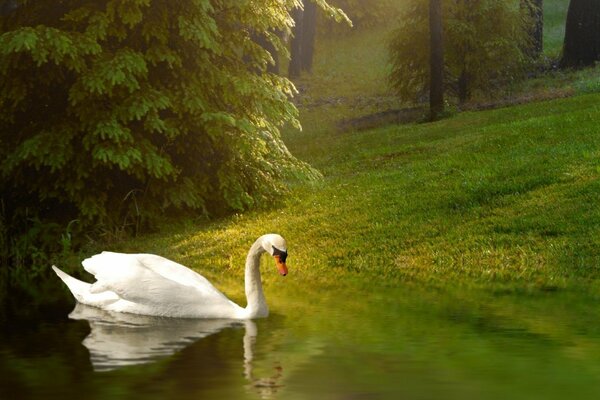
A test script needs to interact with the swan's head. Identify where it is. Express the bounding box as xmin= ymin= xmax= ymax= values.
xmin=261 ymin=234 xmax=288 ymax=276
